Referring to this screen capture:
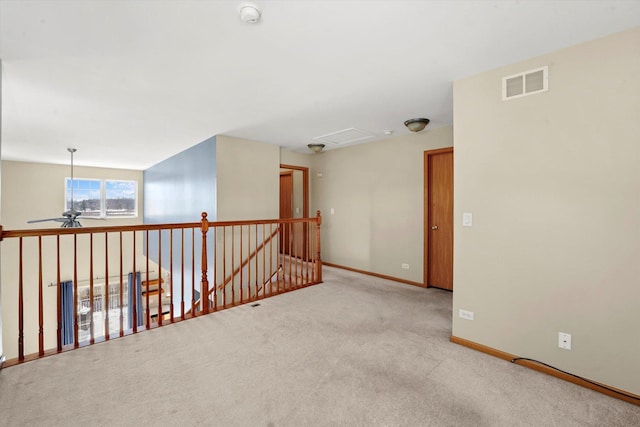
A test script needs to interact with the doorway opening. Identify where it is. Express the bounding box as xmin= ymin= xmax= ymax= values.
xmin=279 ymin=164 xmax=309 ymax=259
